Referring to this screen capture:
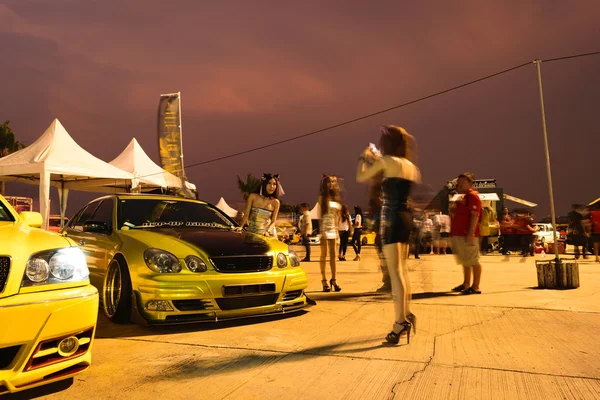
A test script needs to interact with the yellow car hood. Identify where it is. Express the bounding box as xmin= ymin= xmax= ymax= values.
xmin=118 ymin=228 xmax=285 ymax=257
xmin=0 ymin=221 xmax=76 ymax=298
